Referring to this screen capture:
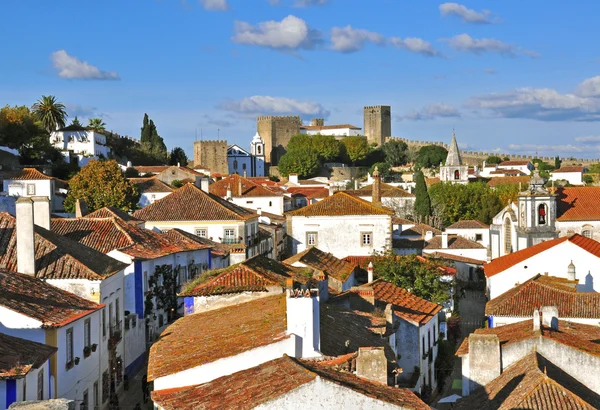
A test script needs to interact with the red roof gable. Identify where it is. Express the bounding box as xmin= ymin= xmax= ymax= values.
xmin=557 ymin=187 xmax=600 ymax=221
